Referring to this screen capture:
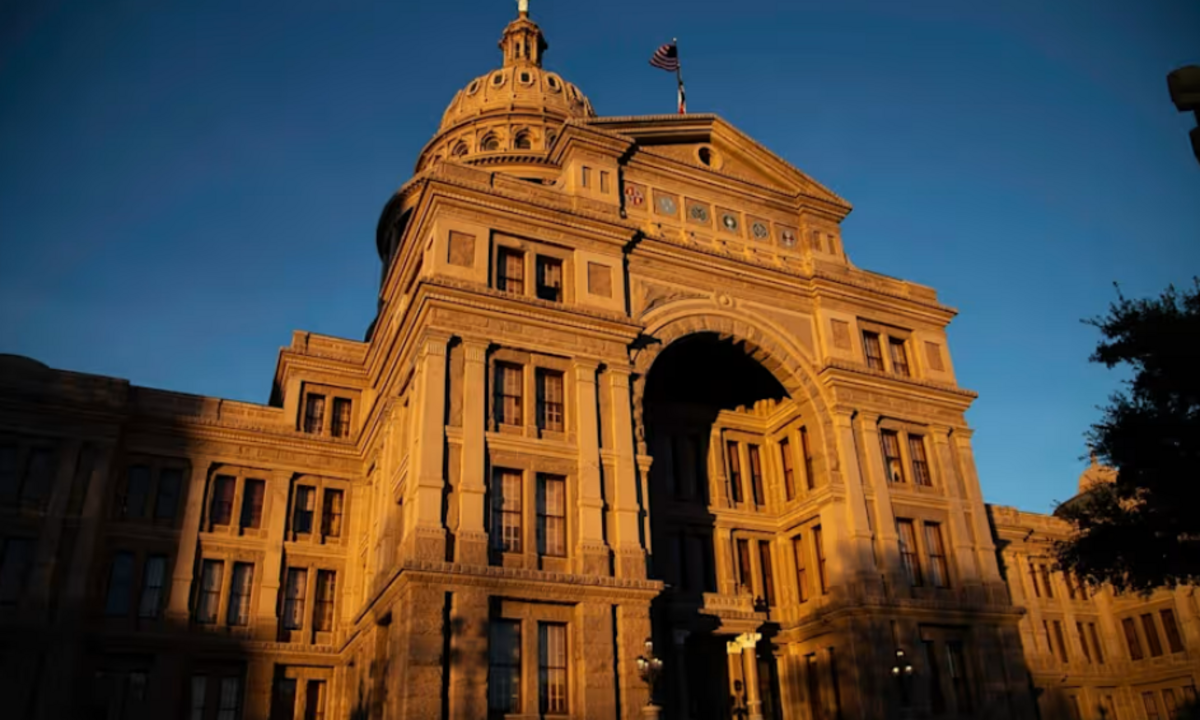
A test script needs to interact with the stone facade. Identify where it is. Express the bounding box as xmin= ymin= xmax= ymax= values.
xmin=0 ymin=8 xmax=1196 ymax=720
